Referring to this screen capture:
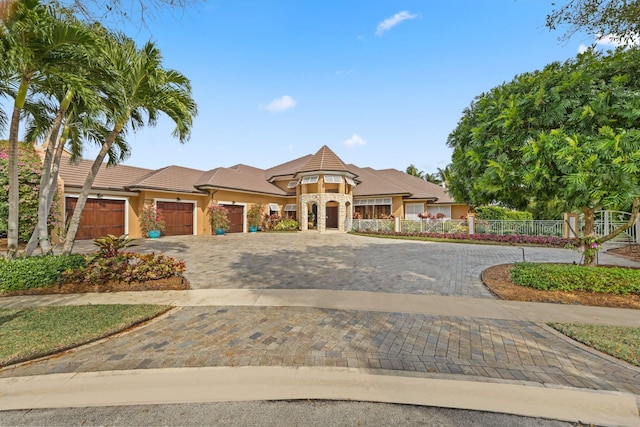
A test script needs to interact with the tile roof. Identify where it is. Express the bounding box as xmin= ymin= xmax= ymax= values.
xmin=265 ymin=154 xmax=313 ymax=180
xmin=58 ymin=146 xmax=457 ymax=203
xmin=58 ymin=158 xmax=153 ymax=191
xmin=195 ymin=164 xmax=288 ymax=196
xmin=127 ymin=165 xmax=207 ymax=194
xmin=297 ymin=145 xmax=351 ymax=174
